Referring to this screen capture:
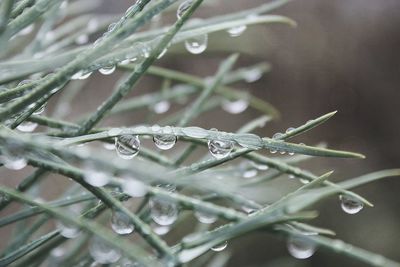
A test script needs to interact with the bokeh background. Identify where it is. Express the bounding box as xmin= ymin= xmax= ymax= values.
xmin=1 ymin=0 xmax=400 ymax=266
